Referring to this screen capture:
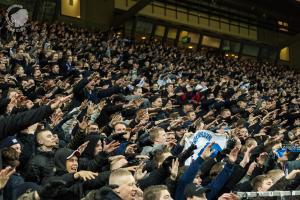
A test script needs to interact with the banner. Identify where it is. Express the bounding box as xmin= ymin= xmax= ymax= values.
xmin=184 ymin=130 xmax=228 ymax=165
